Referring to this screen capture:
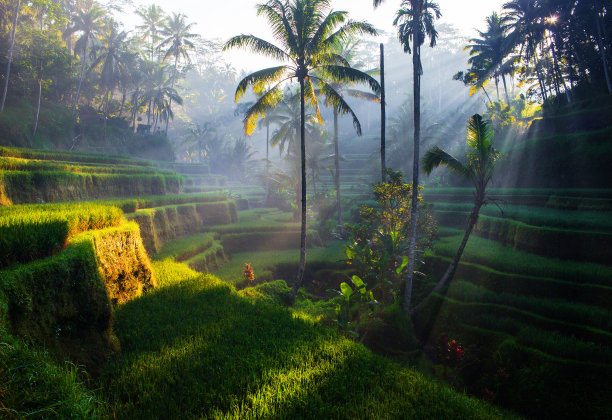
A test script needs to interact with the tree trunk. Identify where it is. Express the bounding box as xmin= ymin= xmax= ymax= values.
xmin=290 ymin=79 xmax=308 ymax=301
xmin=404 ymin=33 xmax=421 ymax=315
xmin=494 ymin=75 xmax=500 ymax=101
xmin=502 ymin=73 xmax=510 ymax=104
xmin=165 ymin=54 xmax=179 ymax=135
xmin=264 ymin=121 xmax=270 ymax=207
xmin=33 ymin=64 xmax=42 ymax=137
xmin=380 ymin=43 xmax=387 ymax=183
xmin=596 ymin=16 xmax=612 ymax=94
xmin=0 ymin=0 xmax=21 ymax=113
xmin=333 ymin=108 xmax=342 ymax=228
xmin=73 ymin=36 xmax=89 ymax=113
xmin=410 ymin=197 xmax=483 ymax=317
